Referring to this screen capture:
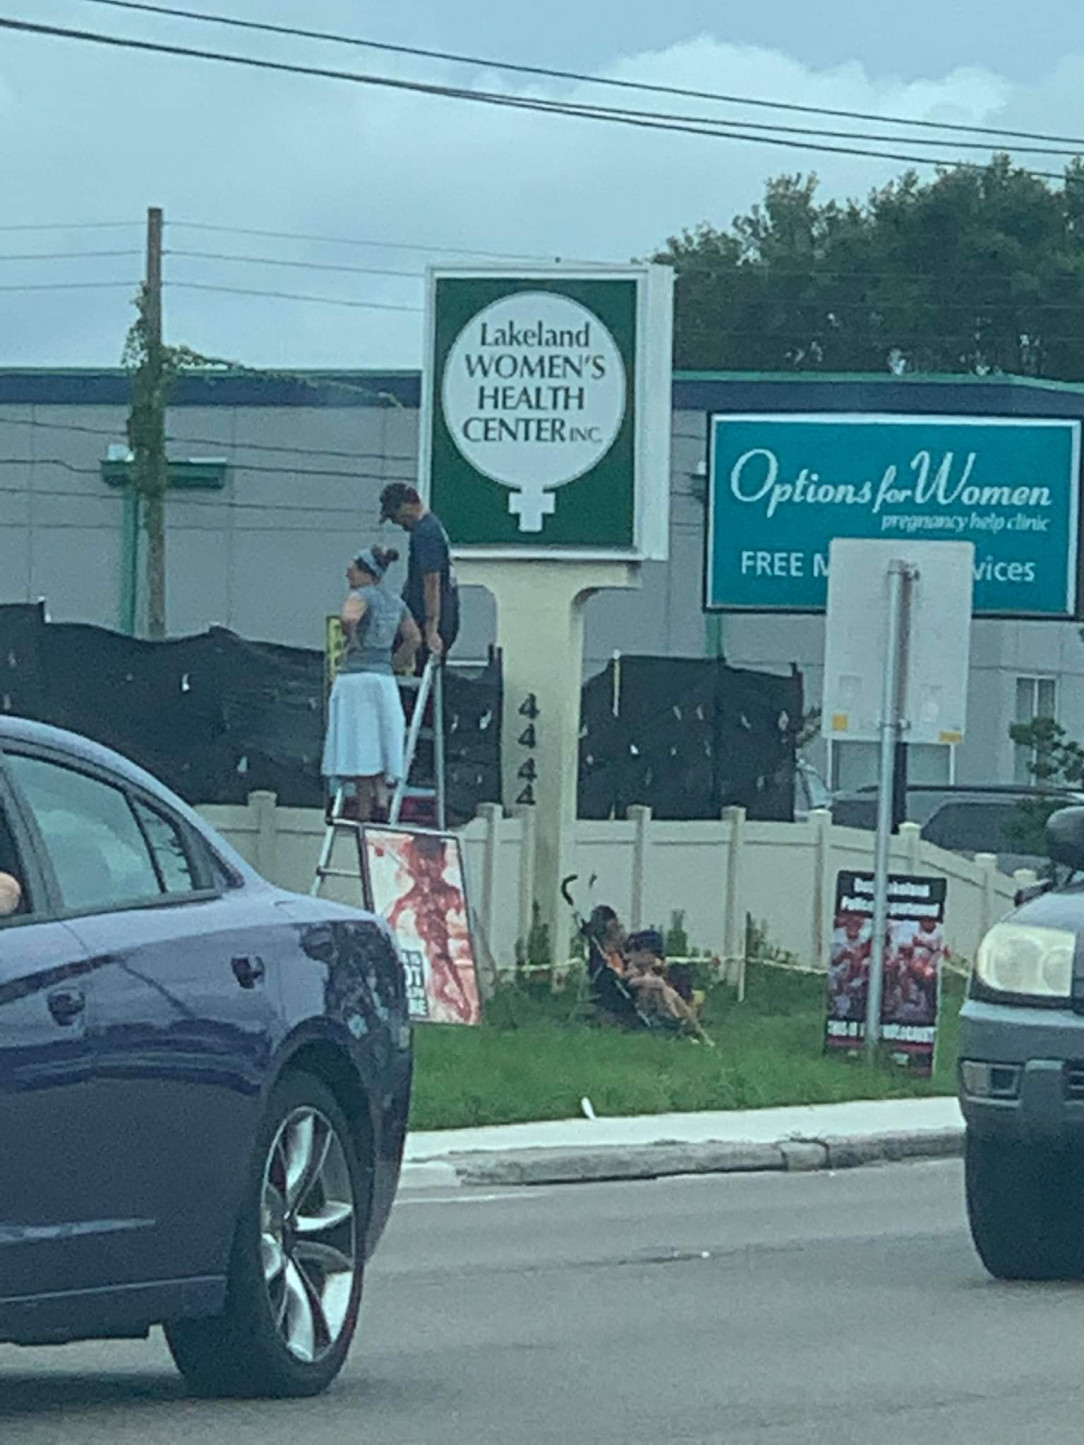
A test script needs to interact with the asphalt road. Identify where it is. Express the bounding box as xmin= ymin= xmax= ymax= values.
xmin=5 ymin=1160 xmax=1084 ymax=1443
